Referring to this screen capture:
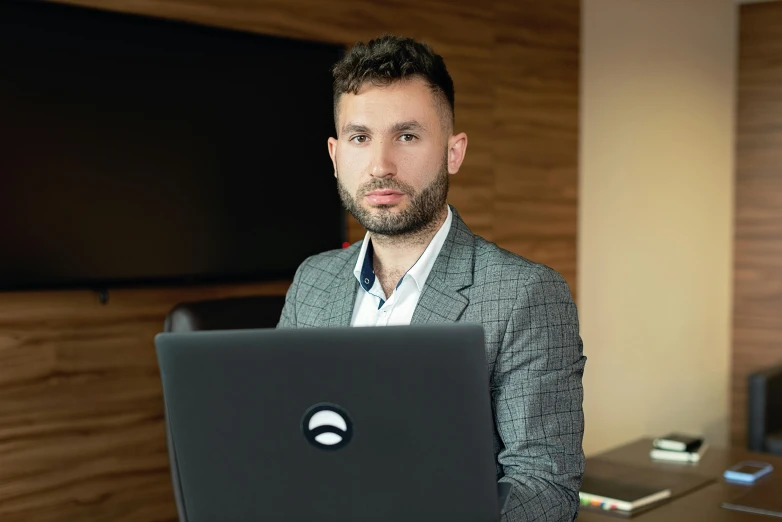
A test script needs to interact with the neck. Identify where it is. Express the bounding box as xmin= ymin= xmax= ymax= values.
xmin=369 ymin=206 xmax=449 ymax=277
